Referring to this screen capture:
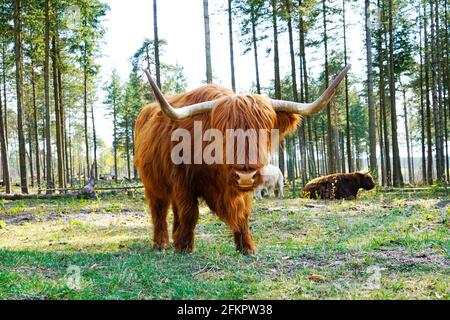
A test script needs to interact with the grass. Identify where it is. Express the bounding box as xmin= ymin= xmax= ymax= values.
xmin=0 ymin=190 xmax=448 ymax=300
